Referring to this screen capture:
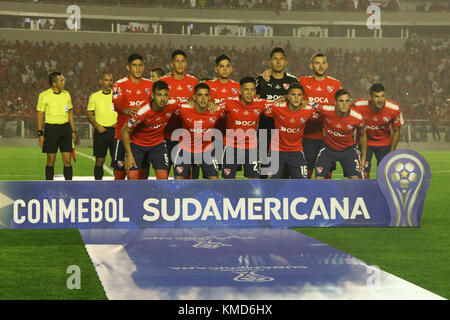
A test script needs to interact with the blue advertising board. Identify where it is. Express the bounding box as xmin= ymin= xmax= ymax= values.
xmin=0 ymin=150 xmax=430 ymax=229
